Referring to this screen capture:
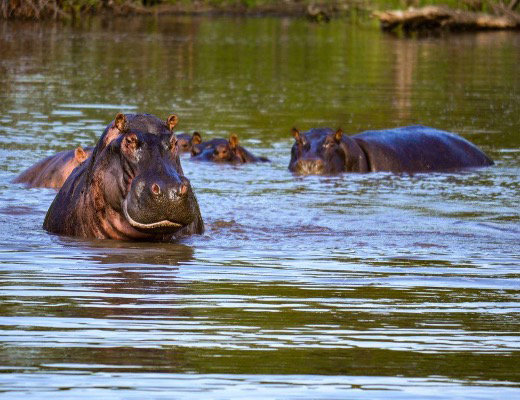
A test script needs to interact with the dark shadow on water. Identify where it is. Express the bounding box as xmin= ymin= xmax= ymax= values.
xmin=56 ymin=235 xmax=196 ymax=267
